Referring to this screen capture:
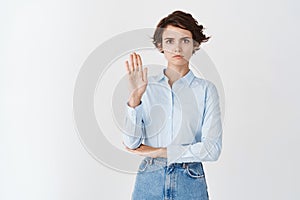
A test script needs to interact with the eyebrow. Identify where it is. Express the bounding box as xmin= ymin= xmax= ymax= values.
xmin=163 ymin=37 xmax=192 ymax=40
